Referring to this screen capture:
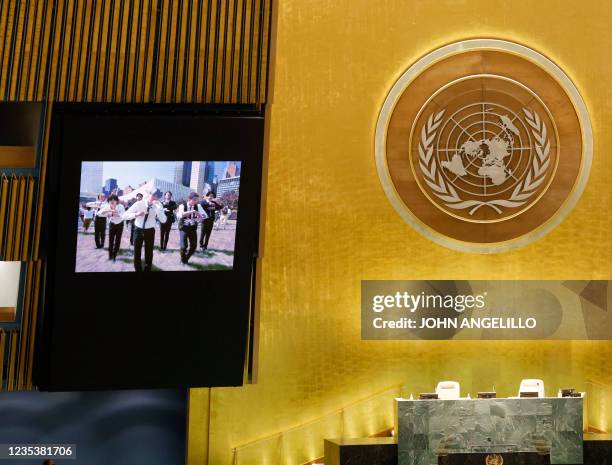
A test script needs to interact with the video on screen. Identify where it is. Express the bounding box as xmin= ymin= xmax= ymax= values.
xmin=76 ymin=161 xmax=241 ymax=272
